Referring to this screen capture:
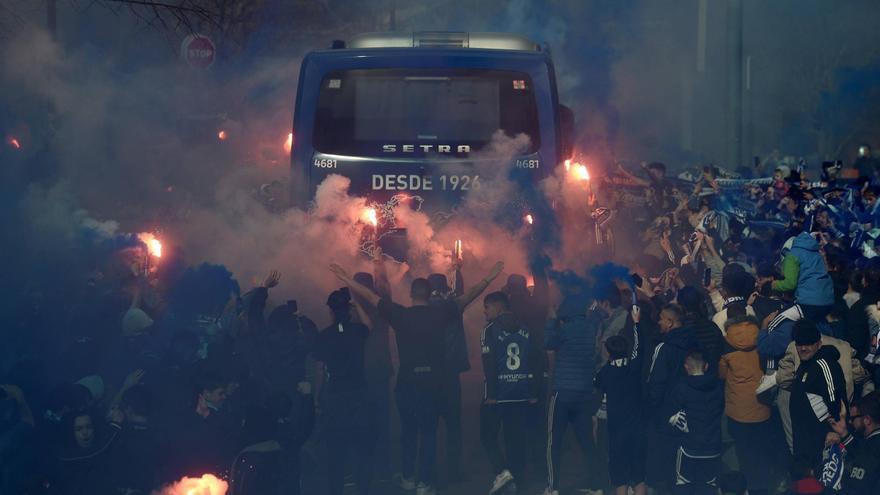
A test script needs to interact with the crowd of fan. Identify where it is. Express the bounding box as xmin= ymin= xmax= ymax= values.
xmin=2 ymin=151 xmax=880 ymax=495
